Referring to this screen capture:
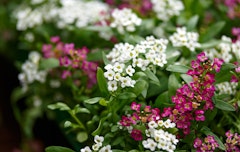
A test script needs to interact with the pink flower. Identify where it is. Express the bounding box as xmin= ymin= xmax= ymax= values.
xmin=131 ymin=129 xmax=143 ymax=141
xmin=50 ymin=36 xmax=60 ymax=43
xmin=193 ymin=138 xmax=202 ymax=148
xmin=59 ymin=56 xmax=72 ymax=67
xmin=61 ymin=70 xmax=71 ymax=79
xmin=131 ymin=102 xmax=141 ymax=112
xmin=197 ymin=52 xmax=208 ymax=62
xmin=191 ymin=60 xmax=200 ymax=69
